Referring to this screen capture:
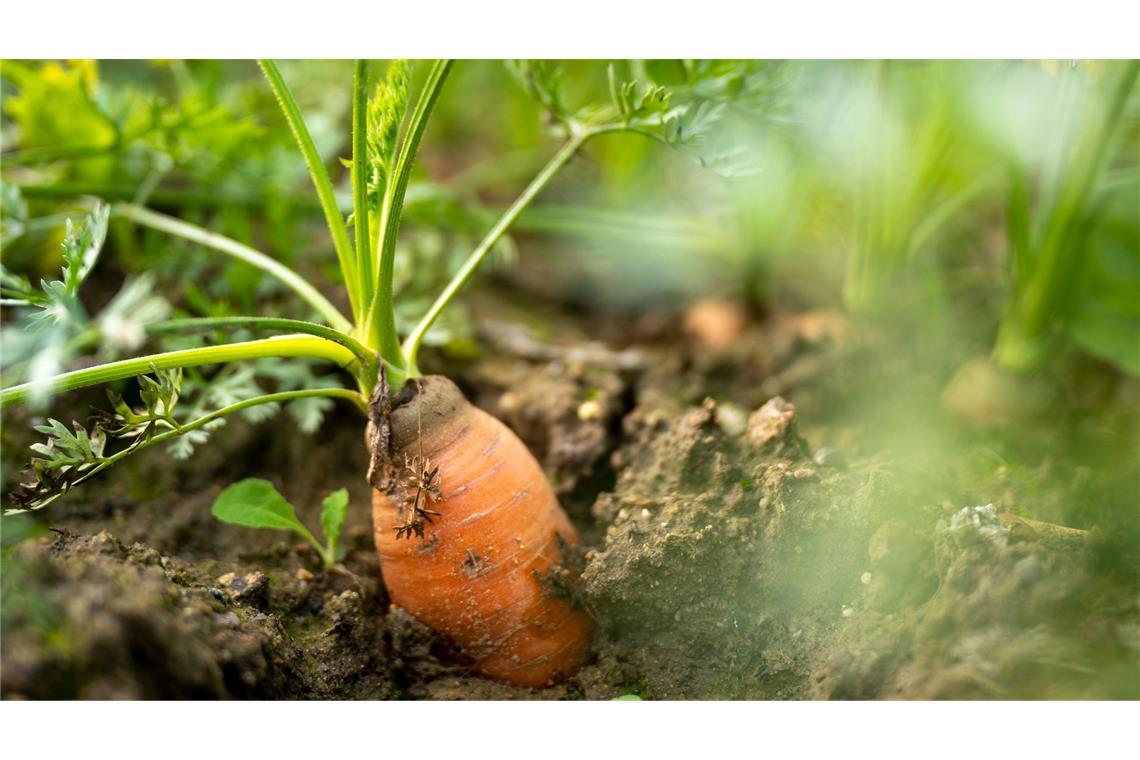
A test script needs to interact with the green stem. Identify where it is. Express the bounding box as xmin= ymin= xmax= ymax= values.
xmin=906 ymin=172 xmax=1002 ymax=261
xmin=402 ymin=128 xmax=588 ymax=372
xmin=7 ymin=388 xmax=365 ymax=515
xmin=352 ymin=60 xmax=374 ymax=316
xmin=146 ymin=317 xmax=377 ymax=383
xmin=1 ymin=335 xmax=357 ymax=409
xmin=298 ymin=524 xmax=332 ymax=566
xmin=994 ymin=60 xmax=1140 ymax=370
xmin=14 ymin=181 xmax=324 ymax=211
xmin=369 ymin=60 xmax=453 ymax=370
xmin=1 ymin=144 xmax=116 ymax=166
xmin=259 ymin=59 xmax=362 ymax=324
xmin=113 ymin=204 xmax=352 ymax=333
